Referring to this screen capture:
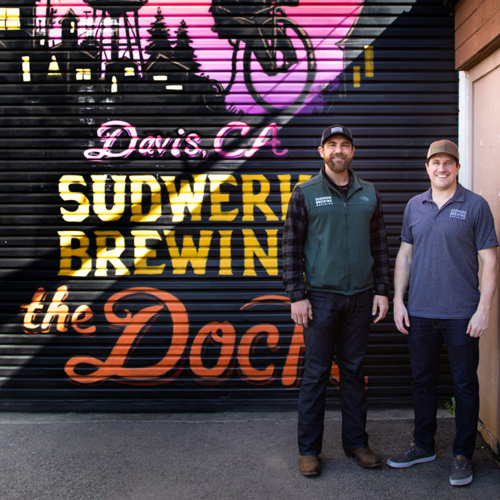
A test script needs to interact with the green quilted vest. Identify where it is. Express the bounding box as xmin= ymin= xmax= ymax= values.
xmin=300 ymin=169 xmax=377 ymax=295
